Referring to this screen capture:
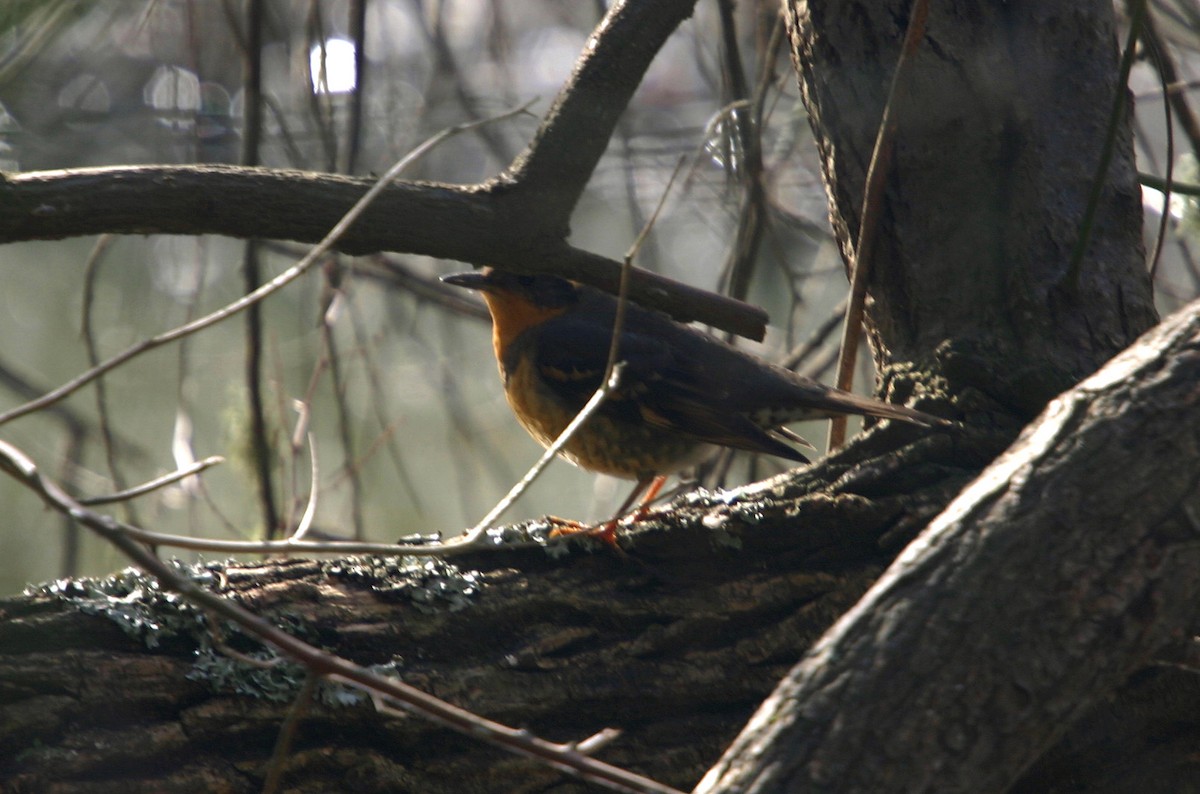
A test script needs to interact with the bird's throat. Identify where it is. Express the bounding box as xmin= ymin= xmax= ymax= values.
xmin=483 ymin=292 xmax=566 ymax=375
